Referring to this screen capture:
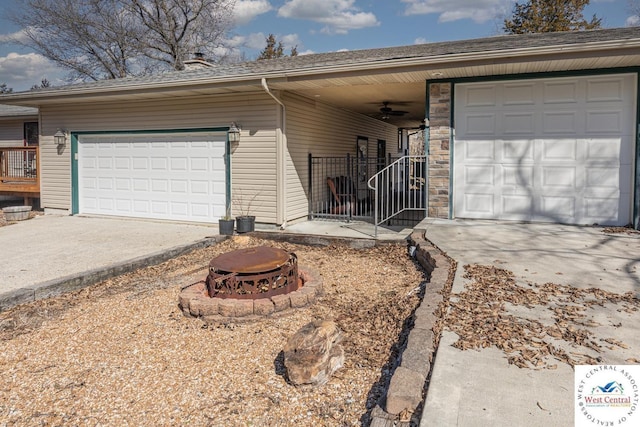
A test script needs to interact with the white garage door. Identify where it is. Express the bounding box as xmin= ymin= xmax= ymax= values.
xmin=454 ymin=74 xmax=636 ymax=226
xmin=78 ymin=132 xmax=227 ymax=222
